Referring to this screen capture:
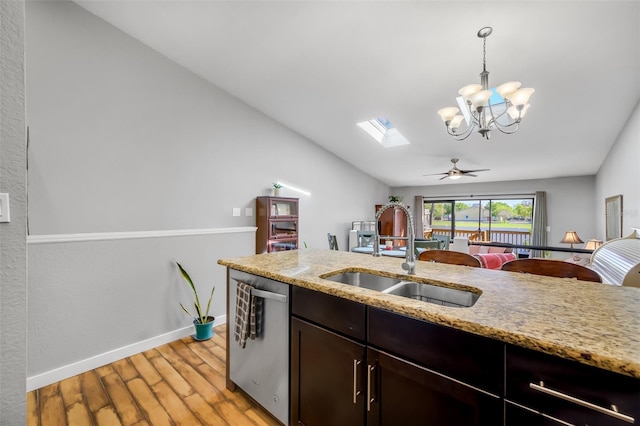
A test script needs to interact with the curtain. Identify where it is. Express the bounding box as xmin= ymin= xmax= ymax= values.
xmin=530 ymin=191 xmax=547 ymax=258
xmin=414 ymin=196 xmax=424 ymax=239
